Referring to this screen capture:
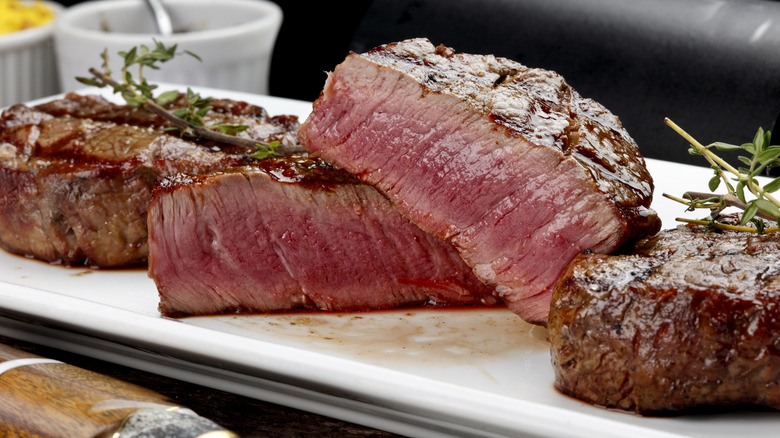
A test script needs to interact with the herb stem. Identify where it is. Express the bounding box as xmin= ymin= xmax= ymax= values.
xmin=662 ymin=192 xmax=720 ymax=209
xmin=664 ymin=191 xmax=779 ymax=222
xmin=665 ymin=117 xmax=780 ymax=208
xmin=676 ymin=217 xmax=780 ymax=233
xmin=87 ymin=67 xmax=305 ymax=156
xmin=664 ymin=118 xmax=736 ymax=195
xmin=123 ymin=65 xmax=144 ymax=104
xmin=664 ymin=118 xmax=739 ymax=175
